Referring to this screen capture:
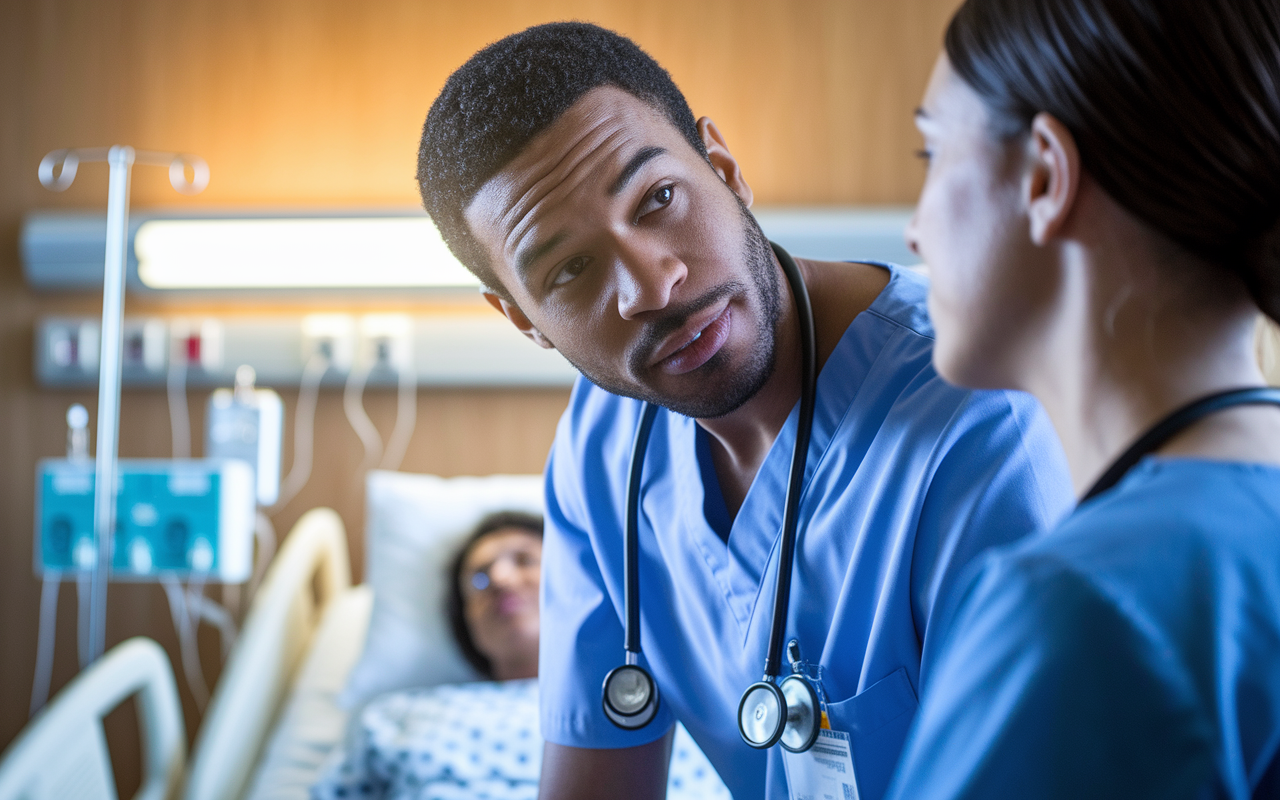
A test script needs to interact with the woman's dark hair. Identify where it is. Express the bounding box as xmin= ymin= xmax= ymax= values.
xmin=445 ymin=510 xmax=544 ymax=678
xmin=945 ymin=0 xmax=1280 ymax=323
